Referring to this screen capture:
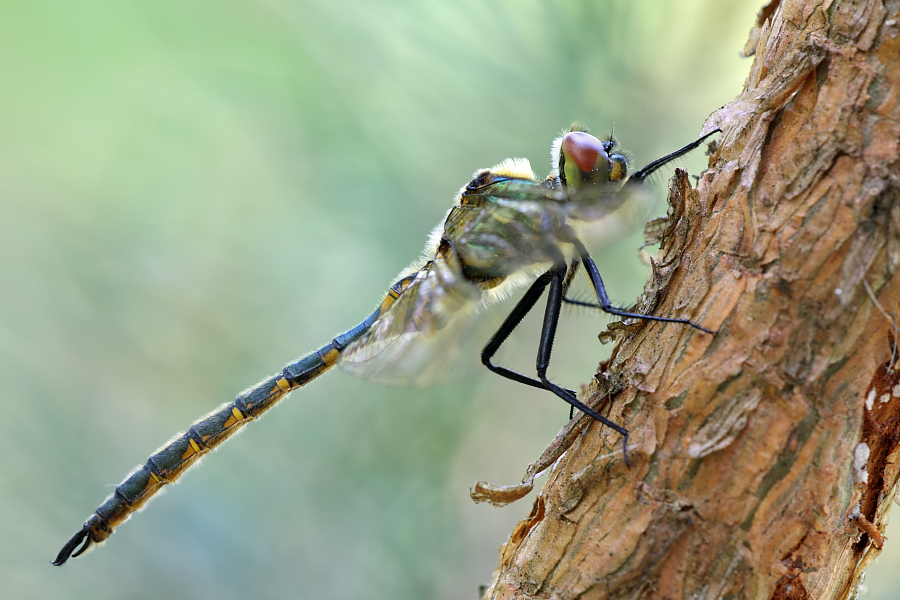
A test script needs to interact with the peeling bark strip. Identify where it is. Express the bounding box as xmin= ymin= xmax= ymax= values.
xmin=481 ymin=1 xmax=900 ymax=598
